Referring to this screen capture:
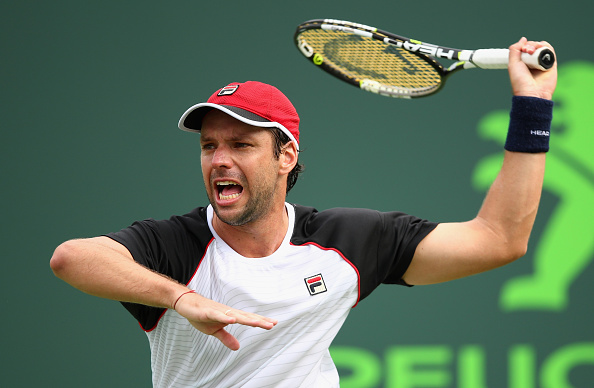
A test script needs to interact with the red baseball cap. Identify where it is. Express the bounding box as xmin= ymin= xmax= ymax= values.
xmin=178 ymin=81 xmax=300 ymax=149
